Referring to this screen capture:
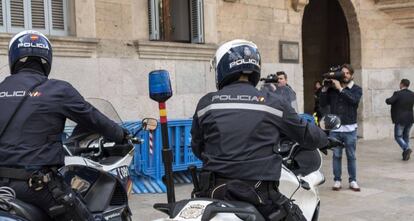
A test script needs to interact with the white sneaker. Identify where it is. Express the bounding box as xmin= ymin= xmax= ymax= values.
xmin=332 ymin=181 xmax=341 ymax=191
xmin=349 ymin=181 xmax=361 ymax=192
